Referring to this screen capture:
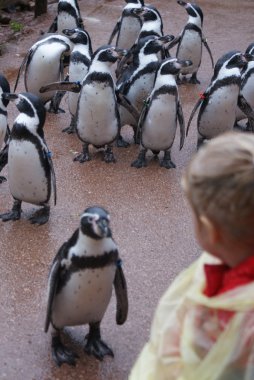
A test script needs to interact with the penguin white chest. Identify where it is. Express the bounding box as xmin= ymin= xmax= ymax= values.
xmin=58 ymin=12 xmax=78 ymax=33
xmin=177 ymin=30 xmax=202 ymax=74
xmin=128 ymin=73 xmax=155 ymax=111
xmin=236 ymin=75 xmax=254 ymax=121
xmin=118 ymin=17 xmax=141 ymax=49
xmin=8 ymin=140 xmax=49 ymax=204
xmin=77 ymin=82 xmax=118 ymax=146
xmin=142 ymin=93 xmax=177 ymax=151
xmin=52 ymin=265 xmax=116 ymax=328
xmin=199 ymin=85 xmax=239 ymax=138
